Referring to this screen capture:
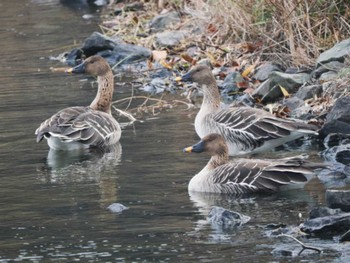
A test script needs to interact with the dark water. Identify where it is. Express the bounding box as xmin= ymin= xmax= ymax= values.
xmin=0 ymin=1 xmax=347 ymax=262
